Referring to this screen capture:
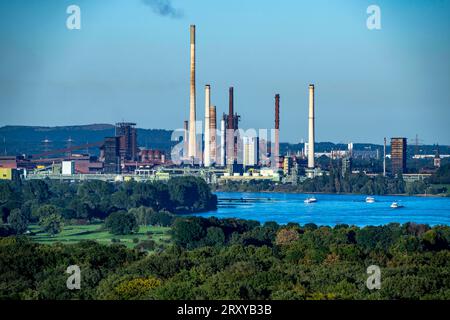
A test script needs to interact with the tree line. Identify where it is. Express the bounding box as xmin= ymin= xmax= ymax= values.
xmin=1 ymin=219 xmax=449 ymax=299
xmin=0 ymin=177 xmax=217 ymax=236
xmin=216 ymin=165 xmax=449 ymax=196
